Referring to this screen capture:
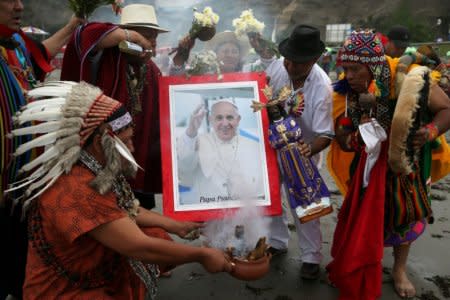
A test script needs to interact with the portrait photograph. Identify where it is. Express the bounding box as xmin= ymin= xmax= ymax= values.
xmin=160 ymin=73 xmax=281 ymax=221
